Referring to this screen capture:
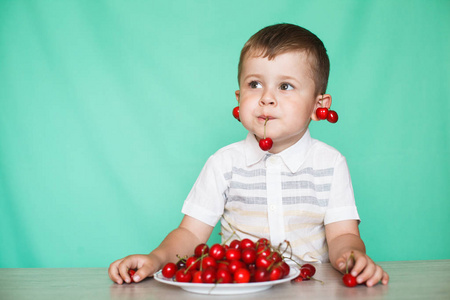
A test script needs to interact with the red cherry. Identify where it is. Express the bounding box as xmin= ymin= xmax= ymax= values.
xmin=175 ymin=268 xmax=192 ymax=282
xmin=232 ymin=106 xmax=240 ymax=121
xmin=234 ymin=268 xmax=251 ymax=283
xmin=256 ymin=245 xmax=271 ymax=257
xmin=327 ymin=110 xmax=339 ymax=123
xmin=128 ymin=269 xmax=136 ymax=282
xmin=194 ymin=243 xmax=209 ymax=257
xmin=255 ymin=255 xmax=272 ymax=269
xmin=192 ymin=270 xmax=203 ymax=283
xmin=216 ymin=269 xmax=232 ymax=284
xmin=201 ymin=256 xmax=217 ymax=270
xmin=343 ymin=273 xmax=357 ymax=287
xmin=185 ymin=256 xmax=200 ymax=271
xmin=256 ymin=238 xmax=270 ymax=247
xmin=209 ymin=244 xmax=226 ymax=261
xmin=259 ymin=138 xmax=273 ymax=151
xmin=241 ymin=247 xmax=257 ymax=264
xmin=247 ymin=263 xmax=256 ymax=278
xmin=269 ymin=252 xmax=282 ymax=263
xmin=201 ymin=267 xmax=217 ymax=283
xmin=269 ymin=266 xmax=284 ymax=281
xmin=162 ymin=262 xmax=177 ymax=278
xmin=225 ymin=248 xmax=241 ymax=261
xmin=253 ymin=267 xmax=270 ymax=282
xmin=228 ymin=260 xmax=245 ymax=274
xmin=316 ymin=107 xmax=328 ymax=120
xmin=299 ymin=267 xmax=312 ymax=280
xmin=229 ymin=239 xmax=241 ymax=250
xmin=240 ymin=238 xmax=255 ymax=249
xmin=301 ymin=264 xmax=316 ymax=277
xmin=279 ymin=261 xmax=290 ymax=277
xmin=217 ymin=260 xmax=229 ymax=270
